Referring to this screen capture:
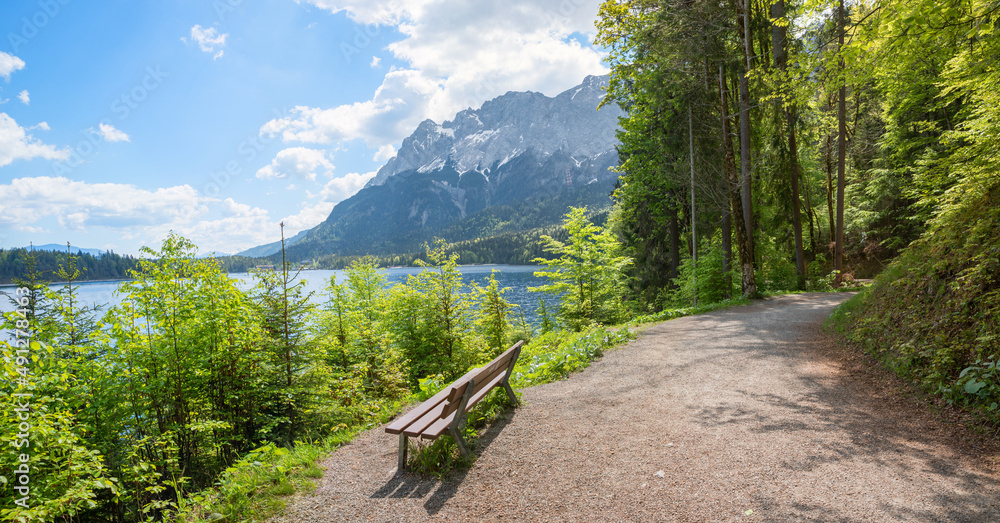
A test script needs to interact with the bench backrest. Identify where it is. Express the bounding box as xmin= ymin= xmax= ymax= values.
xmin=440 ymin=340 xmax=524 ymax=419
